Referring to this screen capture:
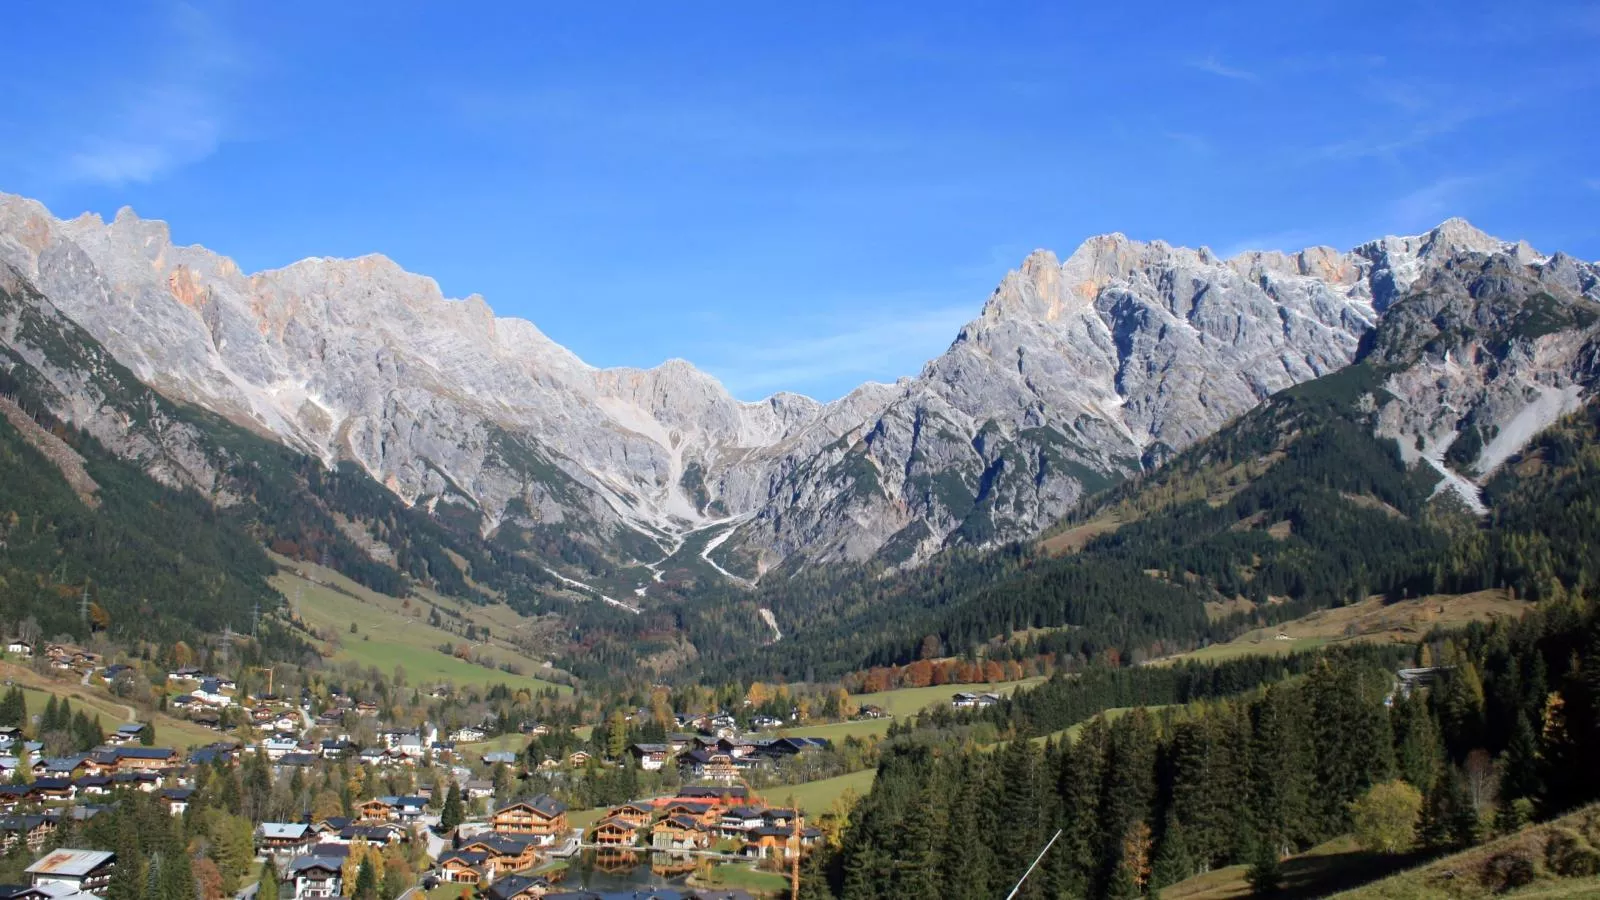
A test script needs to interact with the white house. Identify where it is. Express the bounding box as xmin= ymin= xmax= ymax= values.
xmin=288 ymin=857 xmax=341 ymax=900
xmin=261 ymin=736 xmax=300 ymax=760
xmin=950 ymin=692 xmax=1002 ymax=709
xmin=26 ymin=850 xmax=117 ymax=893
xmin=450 ymin=727 xmax=486 ymax=743
xmin=5 ymin=643 xmax=31 ymax=659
